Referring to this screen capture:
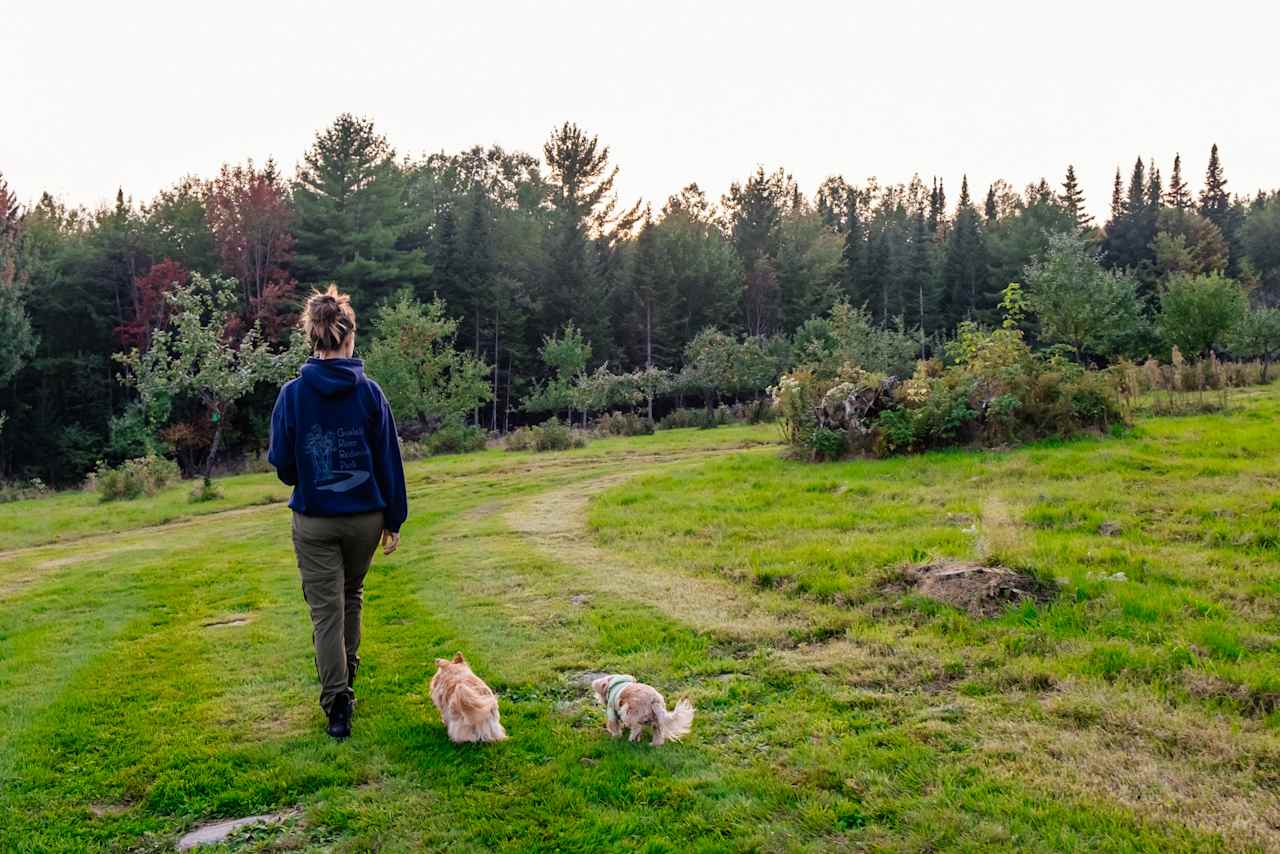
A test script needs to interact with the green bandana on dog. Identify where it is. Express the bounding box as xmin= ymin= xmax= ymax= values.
xmin=605 ymin=674 xmax=636 ymax=725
